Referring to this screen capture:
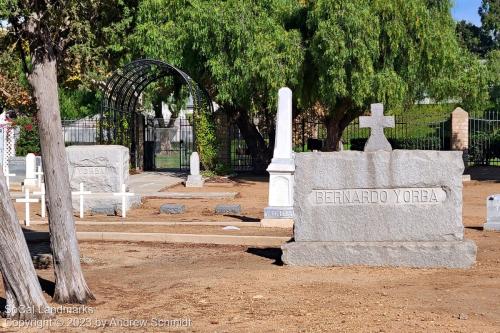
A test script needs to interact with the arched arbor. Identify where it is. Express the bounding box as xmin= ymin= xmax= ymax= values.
xmin=100 ymin=59 xmax=213 ymax=169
